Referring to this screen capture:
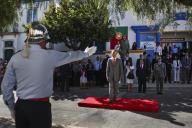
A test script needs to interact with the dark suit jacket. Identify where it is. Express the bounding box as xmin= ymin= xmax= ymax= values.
xmin=136 ymin=64 xmax=147 ymax=80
